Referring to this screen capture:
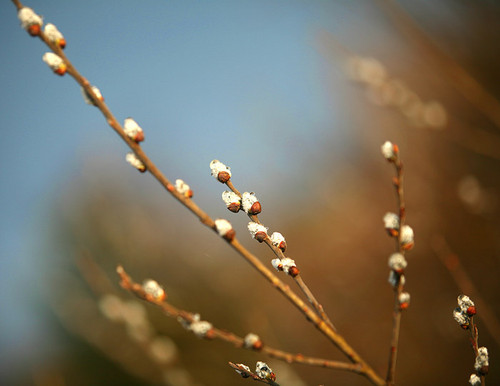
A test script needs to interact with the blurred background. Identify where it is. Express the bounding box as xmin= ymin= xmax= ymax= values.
xmin=1 ymin=0 xmax=499 ymax=384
